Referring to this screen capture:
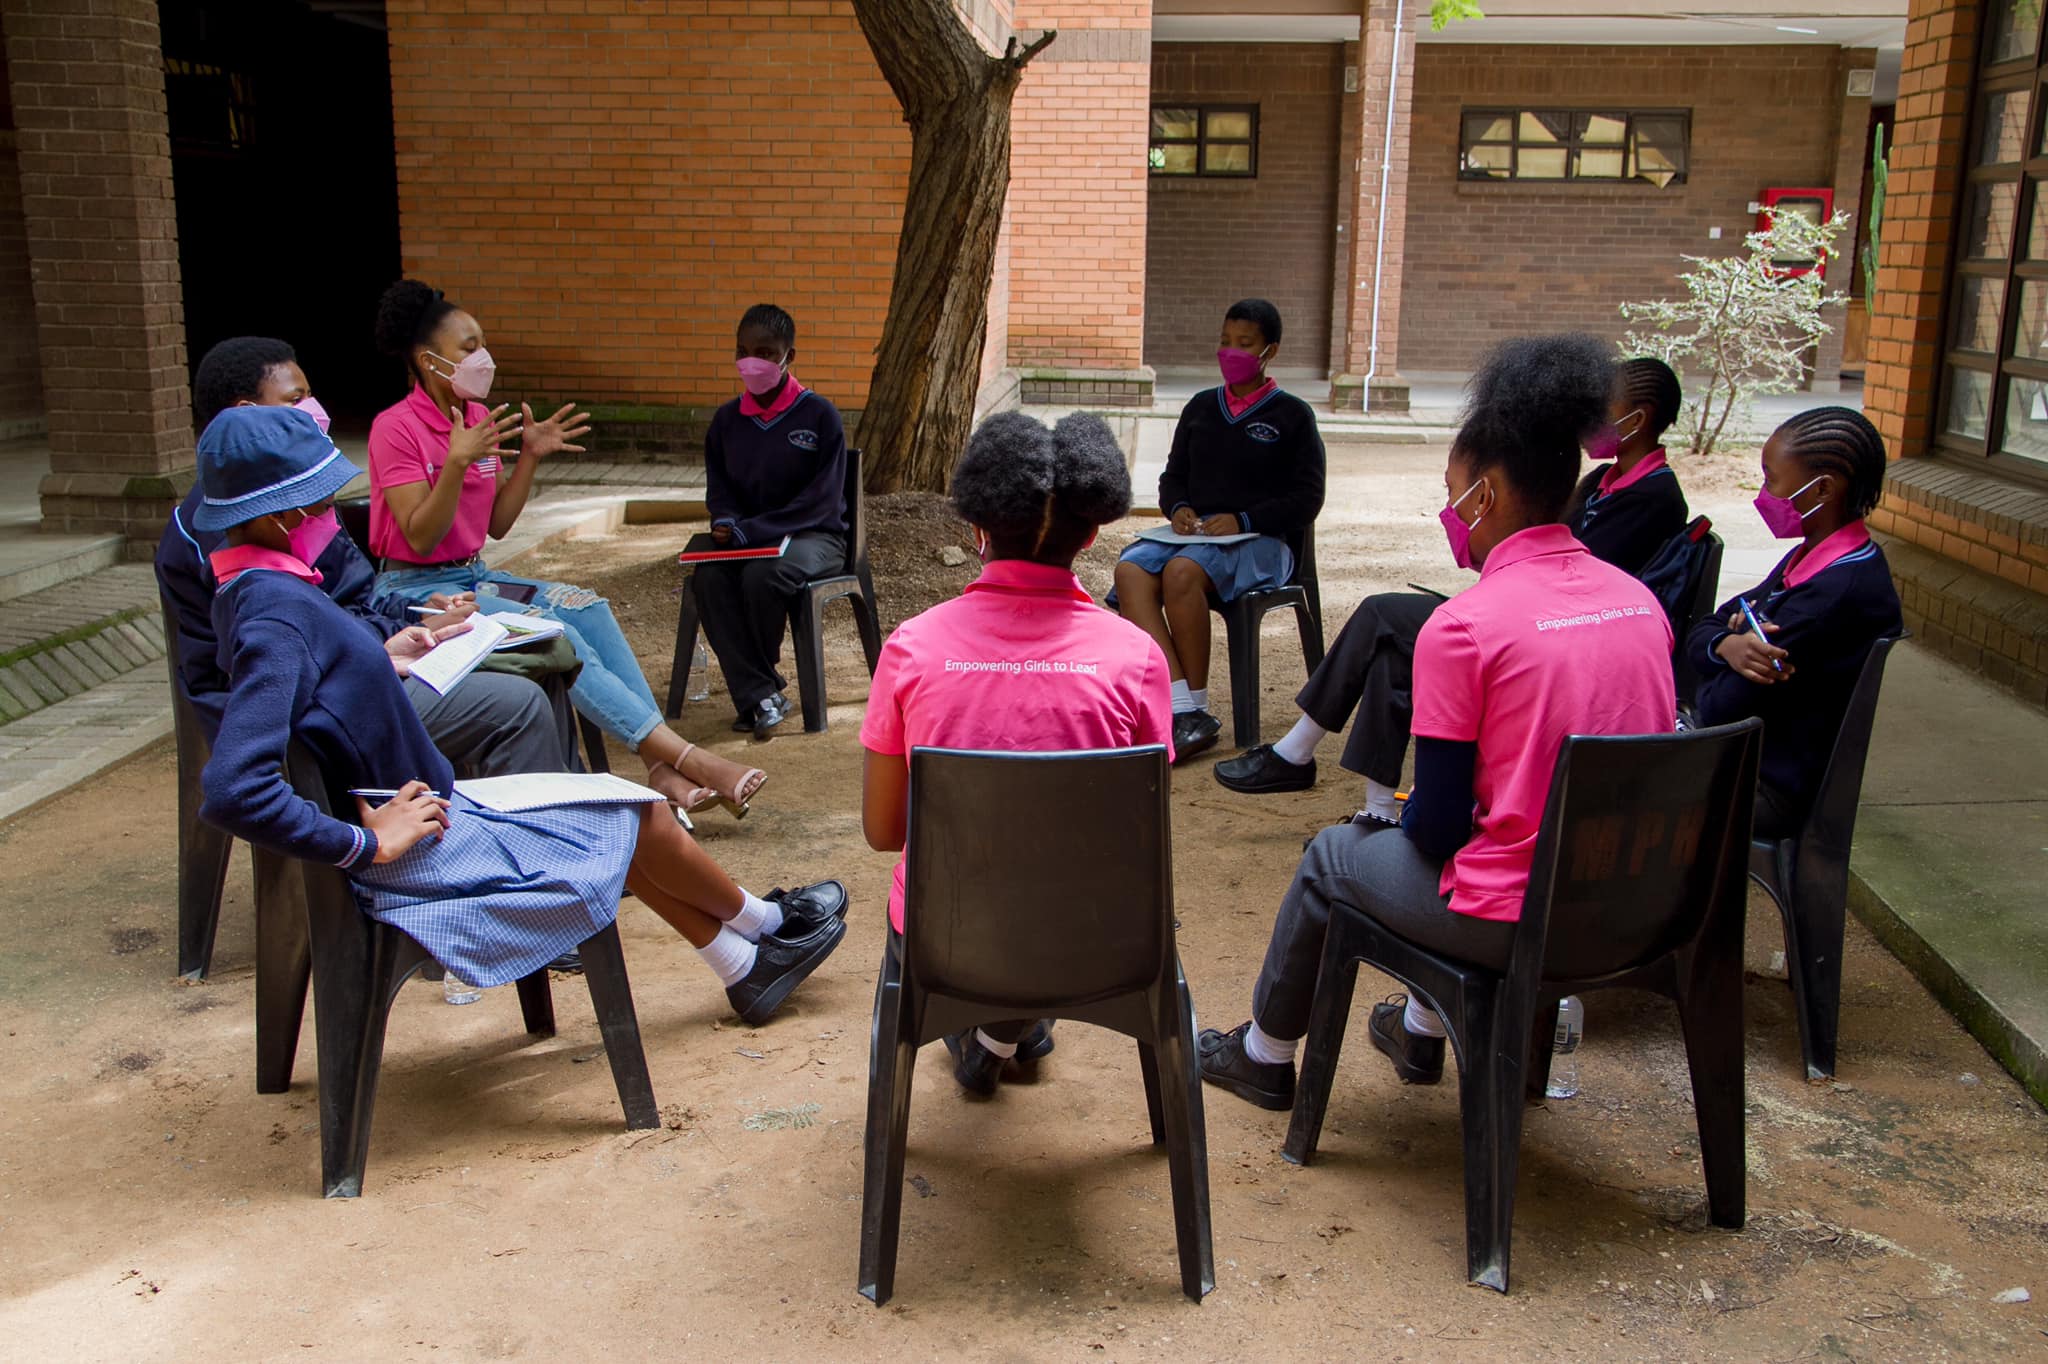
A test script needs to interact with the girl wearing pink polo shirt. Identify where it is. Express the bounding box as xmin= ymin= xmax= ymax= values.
xmin=365 ymin=279 xmax=768 ymax=821
xmin=1199 ymin=335 xmax=1677 ymax=1110
xmin=861 ymin=412 xmax=1175 ymax=1097
xmin=1687 ymin=408 xmax=1901 ymax=836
